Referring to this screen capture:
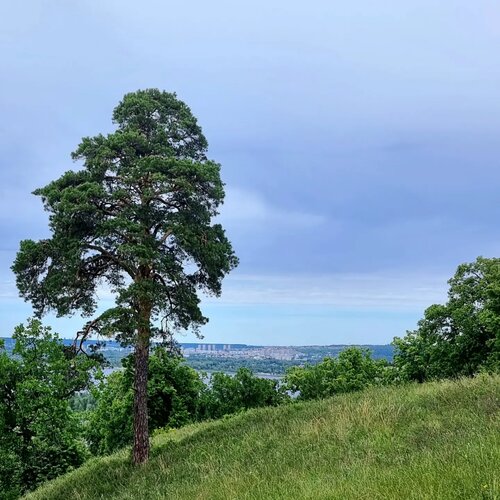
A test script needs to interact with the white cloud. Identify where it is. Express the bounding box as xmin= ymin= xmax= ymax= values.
xmin=219 ymin=187 xmax=326 ymax=227
xmin=203 ymin=272 xmax=449 ymax=311
xmin=1 ymin=271 xmax=449 ymax=315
